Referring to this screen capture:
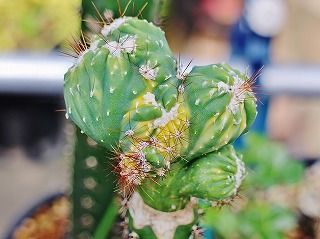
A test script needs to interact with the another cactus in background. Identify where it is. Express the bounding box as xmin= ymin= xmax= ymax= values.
xmin=64 ymin=15 xmax=257 ymax=239
xmin=81 ymin=0 xmax=172 ymax=32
